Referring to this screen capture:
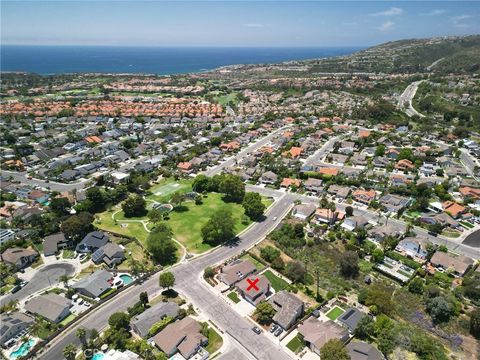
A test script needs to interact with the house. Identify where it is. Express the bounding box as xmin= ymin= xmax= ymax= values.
xmin=0 ymin=312 xmax=34 ymax=348
xmin=151 ymin=317 xmax=208 ymax=359
xmin=395 ymin=237 xmax=429 ymax=260
xmin=378 ymin=194 xmax=411 ymax=213
xmin=395 ymin=159 xmax=415 ymax=171
xmin=319 ymin=167 xmax=339 ymax=177
xmin=1 ymin=247 xmax=38 ymax=269
xmin=373 ymin=157 xmax=389 ymax=168
xmin=110 ymin=171 xmax=130 ymax=184
xmin=260 ymin=171 xmax=278 ymax=185
xmin=43 ymin=233 xmax=69 ymax=256
xmin=72 ymin=269 xmax=113 ymax=298
xmin=218 ymin=259 xmax=256 ymax=287
xmin=76 ymin=231 xmax=109 ymax=253
xmin=236 ymin=274 xmax=271 ymax=305
xmin=304 ymin=178 xmax=323 ymax=194
xmin=430 ymin=251 xmax=474 ymax=276
xmin=443 ymin=201 xmax=466 ymax=219
xmin=459 ymin=186 xmax=480 ymax=200
xmin=177 ymin=162 xmax=193 ymax=174
xmin=353 ymin=189 xmax=376 ymax=205
xmin=0 ymin=229 xmax=15 ymax=245
xmin=327 ymin=185 xmax=351 ymax=199
xmin=314 ymin=208 xmax=343 ymax=225
xmin=280 ymin=178 xmax=301 ymax=189
xmin=282 ymin=147 xmax=303 ymax=159
xmin=219 ymin=141 xmax=240 ymax=152
xmin=24 ymin=294 xmax=72 ymax=323
xmin=385 ymin=148 xmax=400 ymax=159
xmin=131 ymin=301 xmax=180 ymax=338
xmin=268 ymin=291 xmax=304 ymax=330
xmin=92 ymin=243 xmax=125 ymax=267
xmin=368 ymin=224 xmax=404 ymax=243
xmin=346 ymin=341 xmax=384 ymax=360
xmin=297 ymin=317 xmax=349 ymax=355
xmin=337 ymin=307 xmax=366 ymax=332
xmin=341 ymin=216 xmax=369 ymax=231
xmin=292 ymin=204 xmax=317 ymax=221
